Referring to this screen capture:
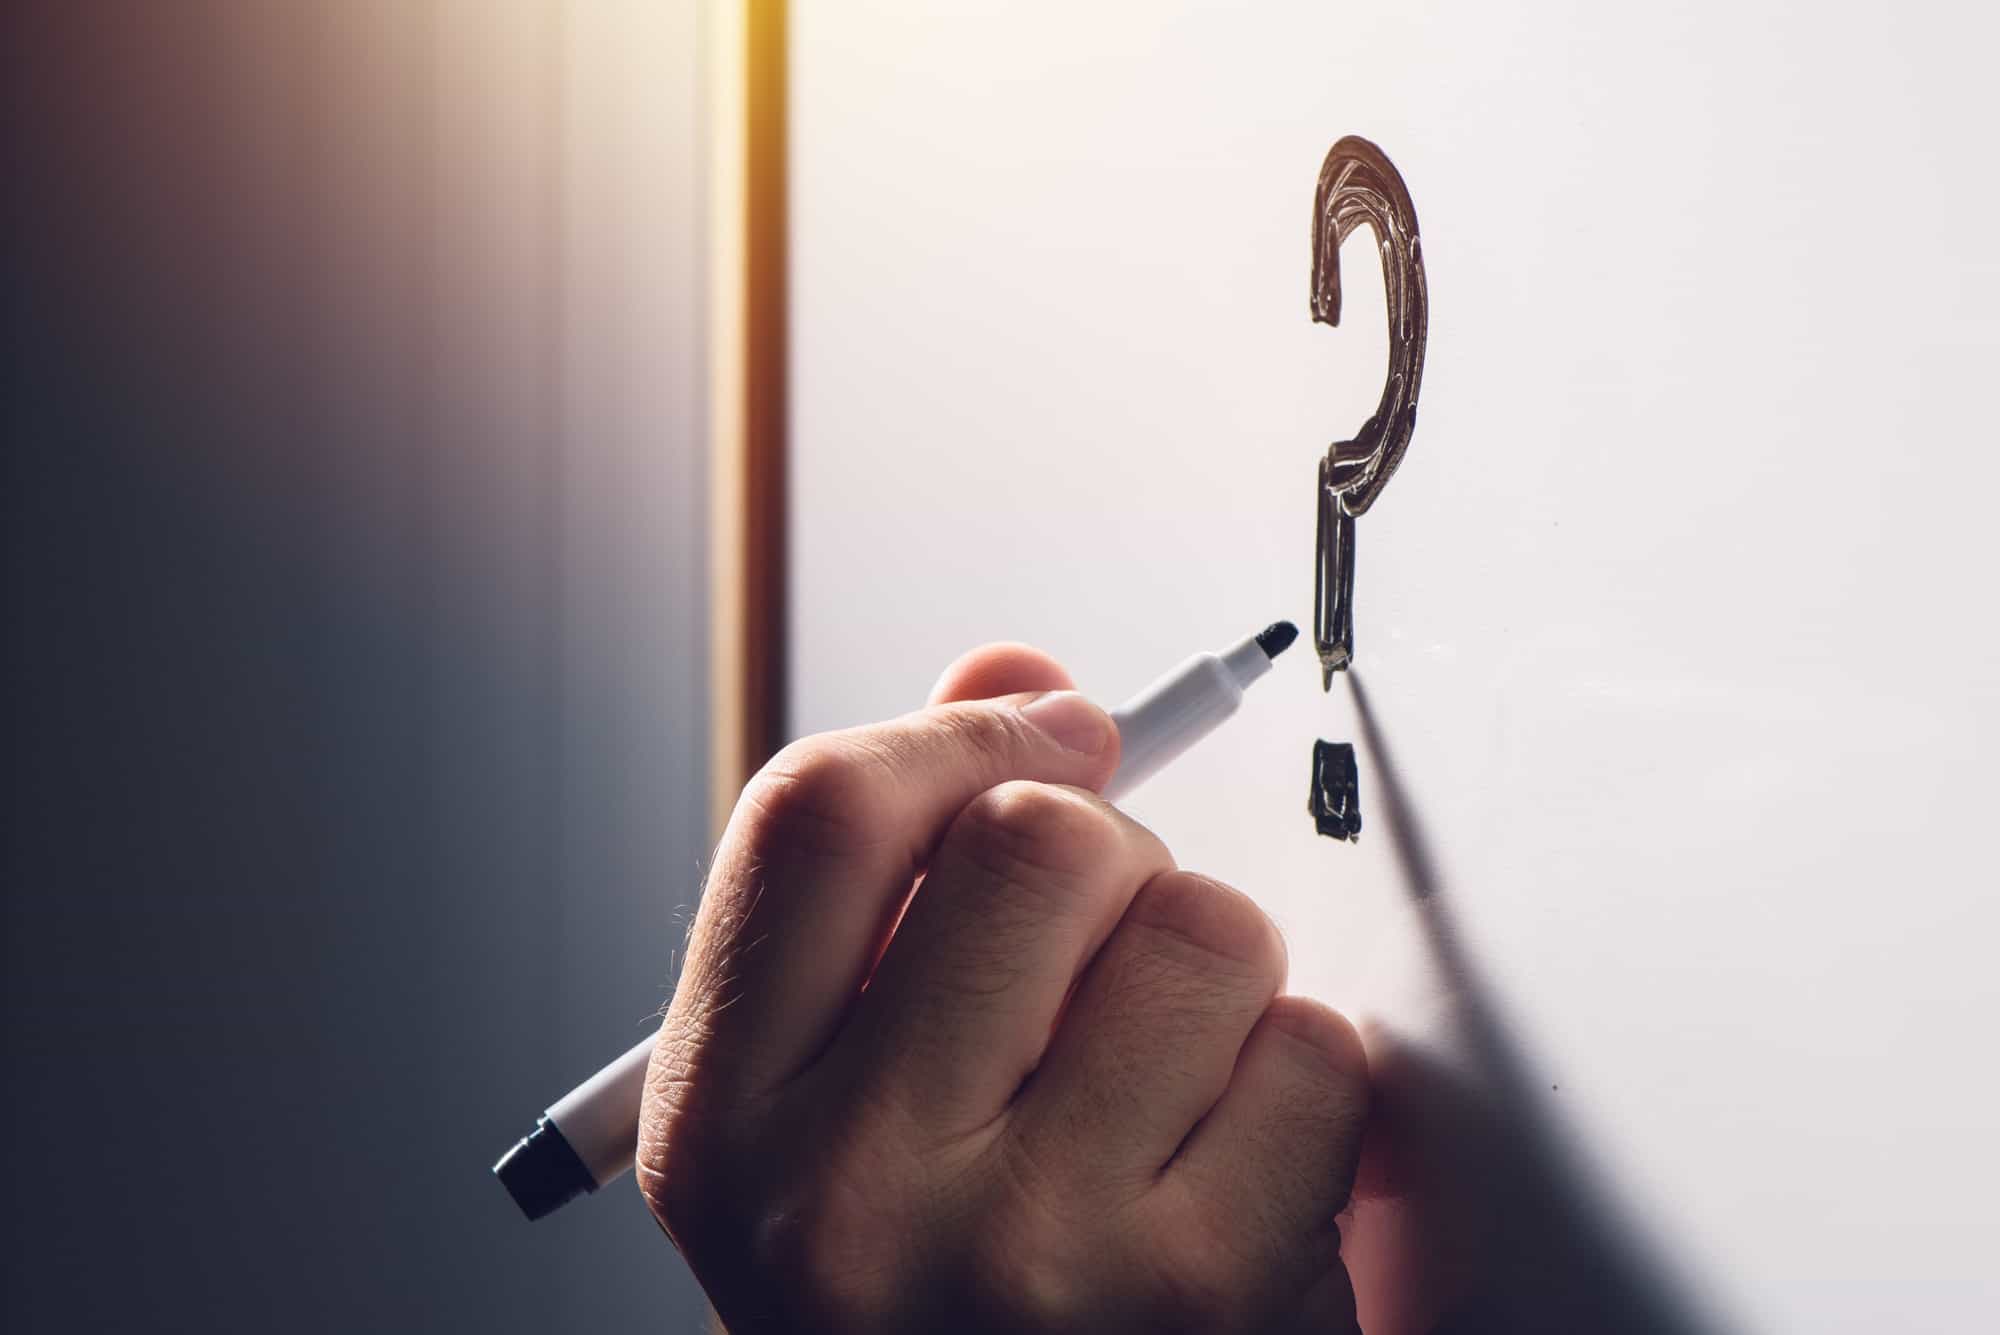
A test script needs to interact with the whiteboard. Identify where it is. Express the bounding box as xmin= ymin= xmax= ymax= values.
xmin=789 ymin=4 xmax=2000 ymax=1330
